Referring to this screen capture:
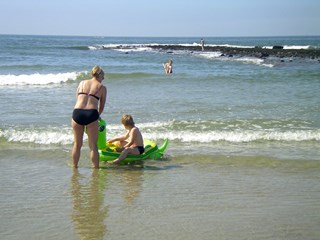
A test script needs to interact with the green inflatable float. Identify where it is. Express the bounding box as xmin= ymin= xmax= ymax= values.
xmin=97 ymin=118 xmax=168 ymax=164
